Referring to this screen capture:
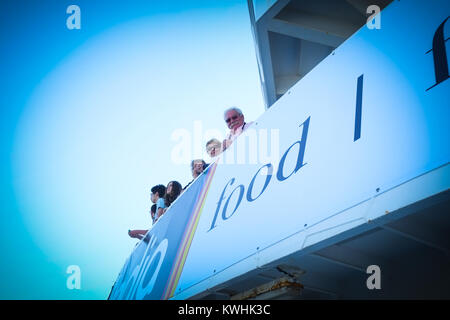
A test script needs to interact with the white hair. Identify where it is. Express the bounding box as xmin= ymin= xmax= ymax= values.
xmin=223 ymin=107 xmax=243 ymax=119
